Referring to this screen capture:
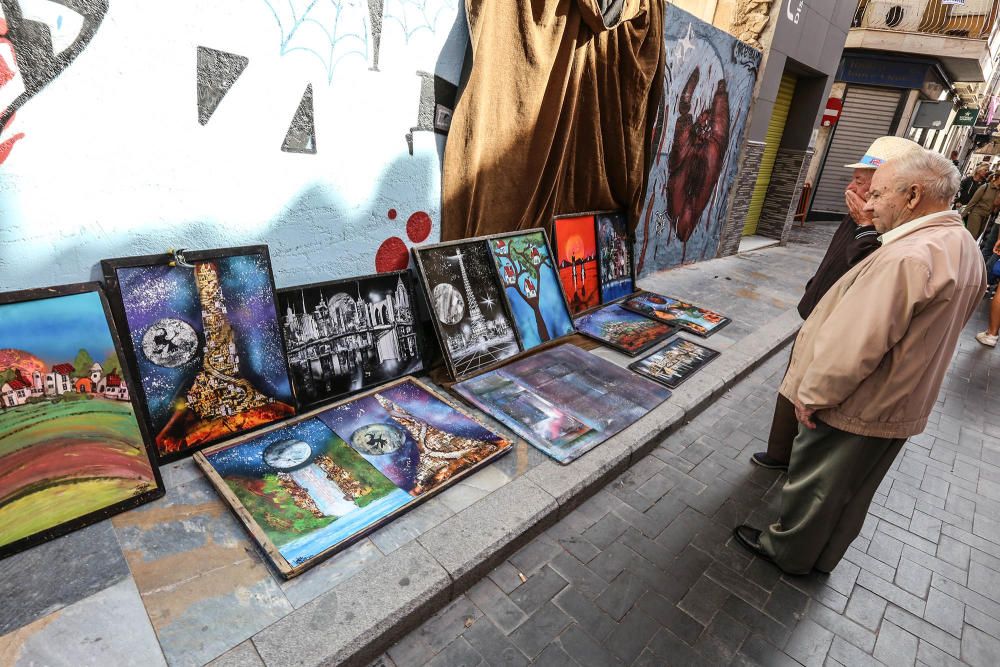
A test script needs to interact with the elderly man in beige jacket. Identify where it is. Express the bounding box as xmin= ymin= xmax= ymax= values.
xmin=733 ymin=148 xmax=986 ymax=575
